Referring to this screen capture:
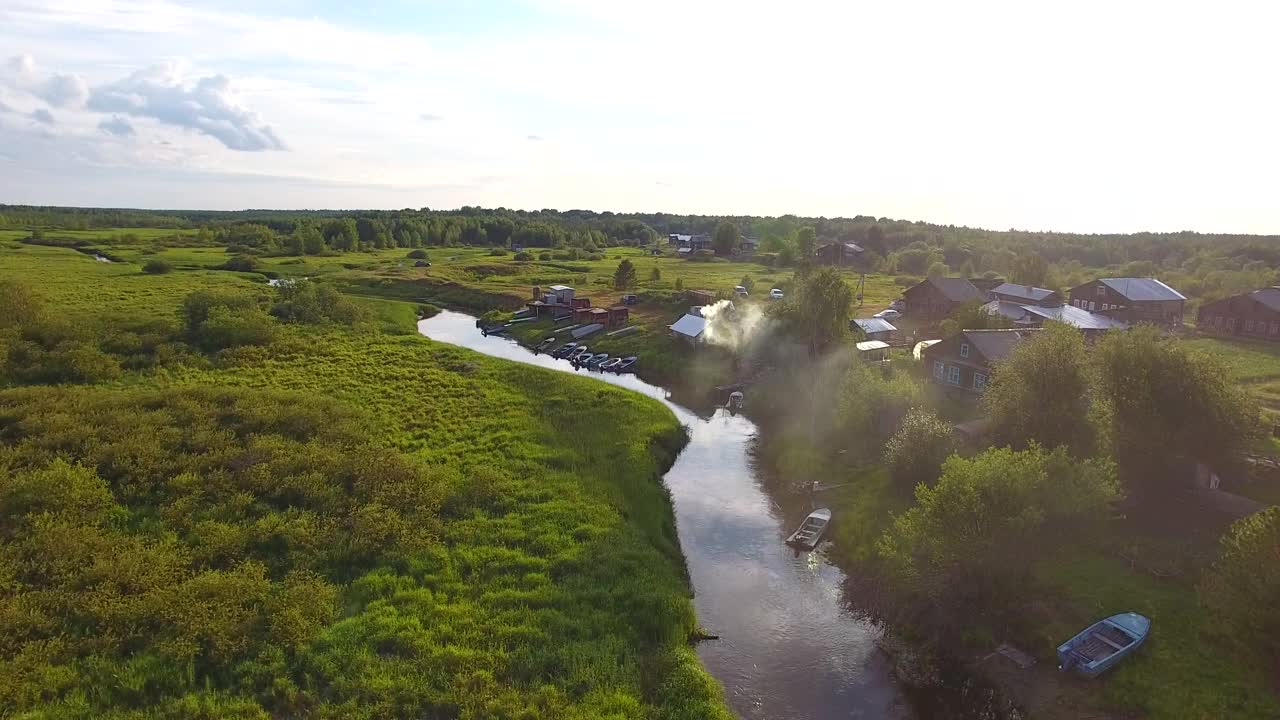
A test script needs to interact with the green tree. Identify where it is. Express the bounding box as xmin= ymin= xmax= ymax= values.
xmin=613 ymin=258 xmax=637 ymax=289
xmin=877 ymin=446 xmax=1118 ymax=628
xmin=795 ymin=226 xmax=817 ymax=263
xmin=1095 ymin=326 xmax=1260 ymax=496
xmin=1011 ymin=254 xmax=1049 ymax=287
xmin=884 ymin=408 xmax=955 ymax=489
xmin=927 ymin=261 xmax=948 ymax=278
xmin=142 ymin=259 xmax=173 ymax=274
xmin=772 ymin=266 xmax=852 ymax=355
xmin=983 ymin=323 xmax=1095 ymax=454
xmin=713 ymin=222 xmax=740 ymax=256
xmin=1201 ymin=507 xmax=1280 ymax=661
xmin=0 ymin=279 xmax=42 ymax=329
xmin=740 ymin=275 xmax=754 ymax=293
xmin=649 ymin=265 xmax=661 ymax=282
xmin=674 ymin=277 xmax=684 ymax=292
xmin=777 ymin=244 xmax=797 ymax=267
